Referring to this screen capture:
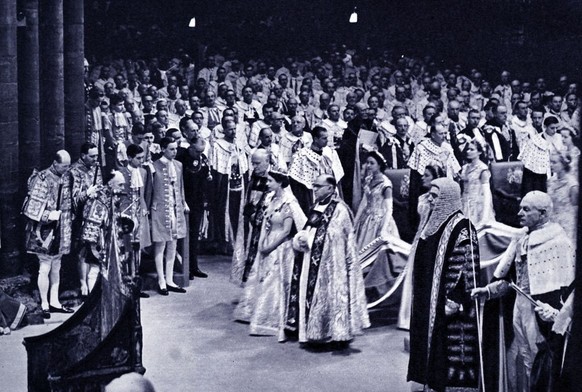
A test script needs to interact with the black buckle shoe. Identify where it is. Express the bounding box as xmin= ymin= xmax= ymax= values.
xmin=157 ymin=287 xmax=169 ymax=296
xmin=167 ymin=285 xmax=186 ymax=293
xmin=49 ymin=305 xmax=74 ymax=314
